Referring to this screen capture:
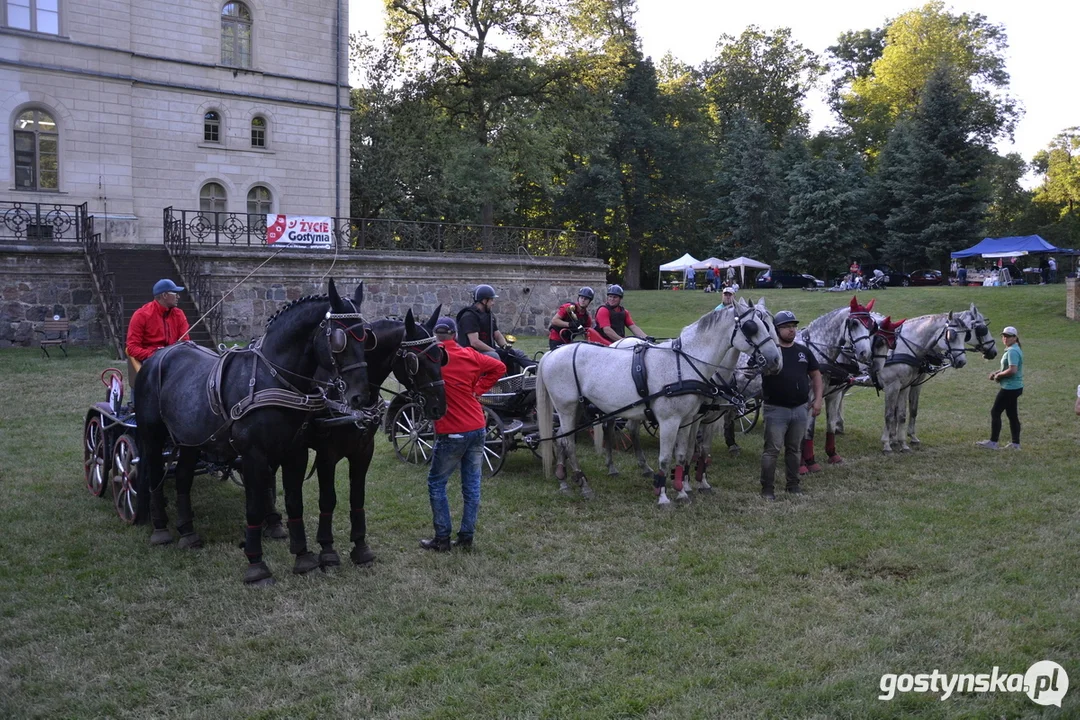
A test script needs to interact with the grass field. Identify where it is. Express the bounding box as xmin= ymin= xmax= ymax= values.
xmin=1 ymin=285 xmax=1077 ymax=719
